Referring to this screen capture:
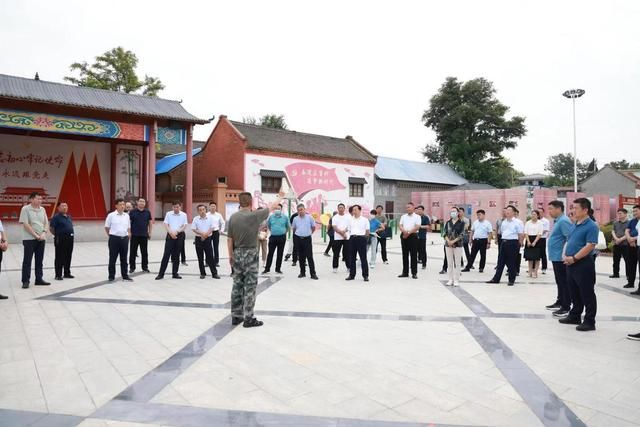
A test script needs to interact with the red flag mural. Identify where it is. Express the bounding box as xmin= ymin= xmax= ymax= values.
xmin=284 ymin=162 xmax=345 ymax=198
